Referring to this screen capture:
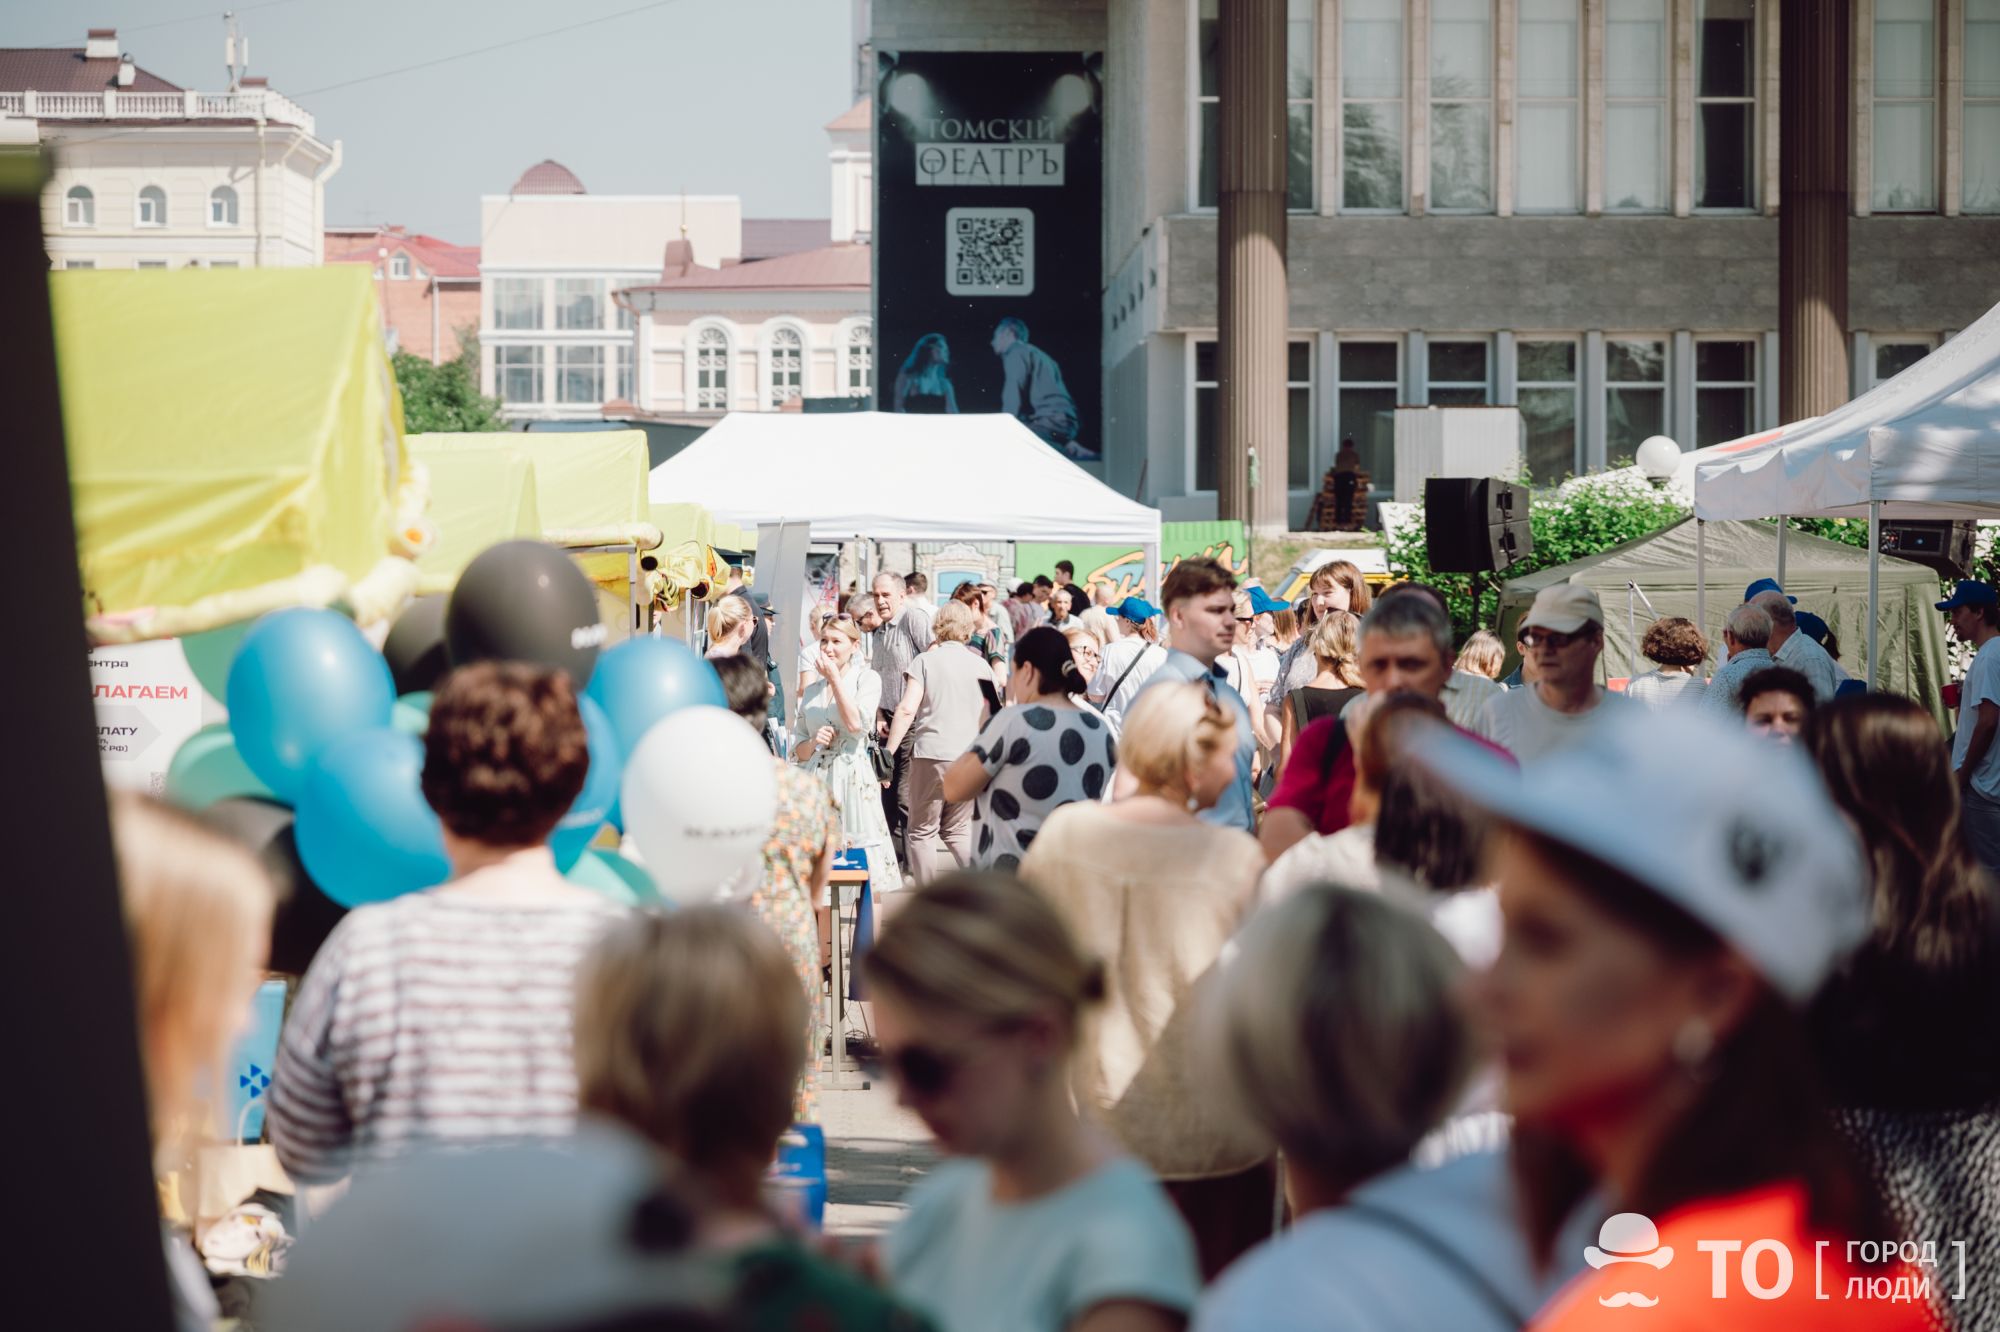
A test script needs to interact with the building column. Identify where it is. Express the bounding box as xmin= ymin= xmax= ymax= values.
xmin=1217 ymin=0 xmax=1291 ymax=532
xmin=1778 ymin=0 xmax=1852 ymax=421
